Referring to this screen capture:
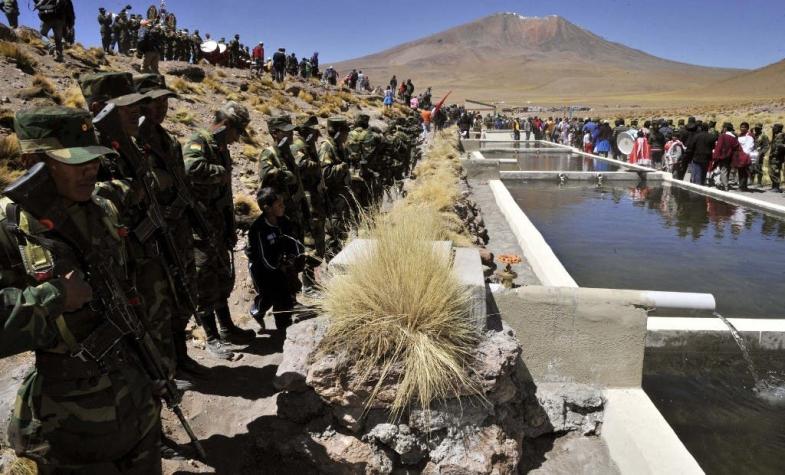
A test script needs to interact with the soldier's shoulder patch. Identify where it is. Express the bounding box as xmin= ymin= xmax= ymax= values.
xmin=189 ymin=143 xmax=203 ymax=151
